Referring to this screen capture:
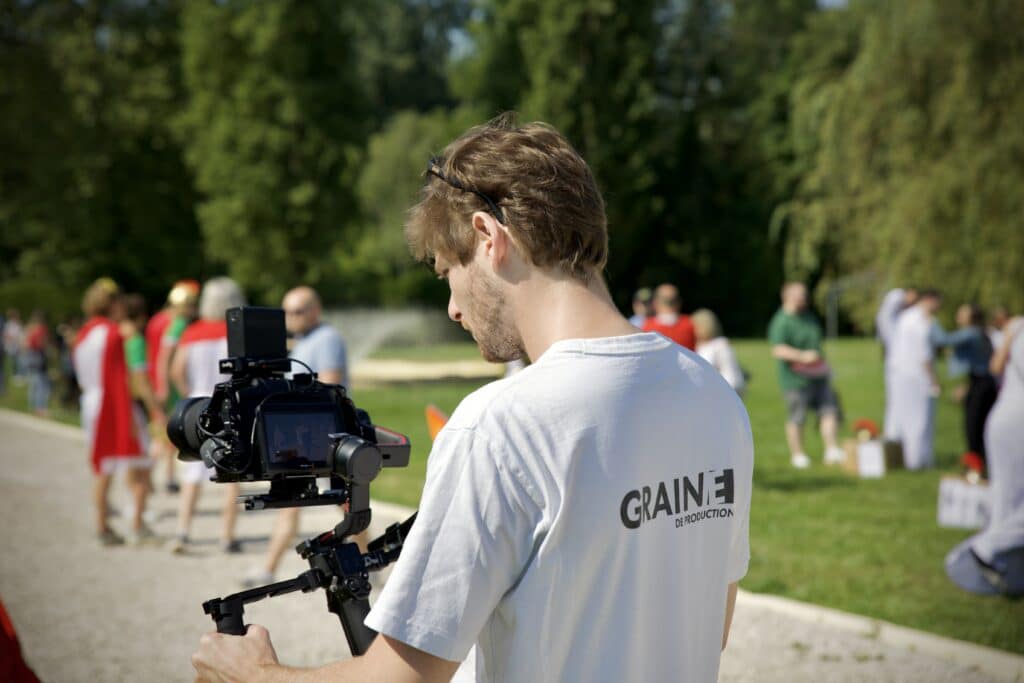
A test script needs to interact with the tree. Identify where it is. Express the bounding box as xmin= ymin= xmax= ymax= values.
xmin=0 ymin=0 xmax=204 ymax=315
xmin=178 ymin=0 xmax=370 ymax=304
xmin=778 ymin=0 xmax=1024 ymax=329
